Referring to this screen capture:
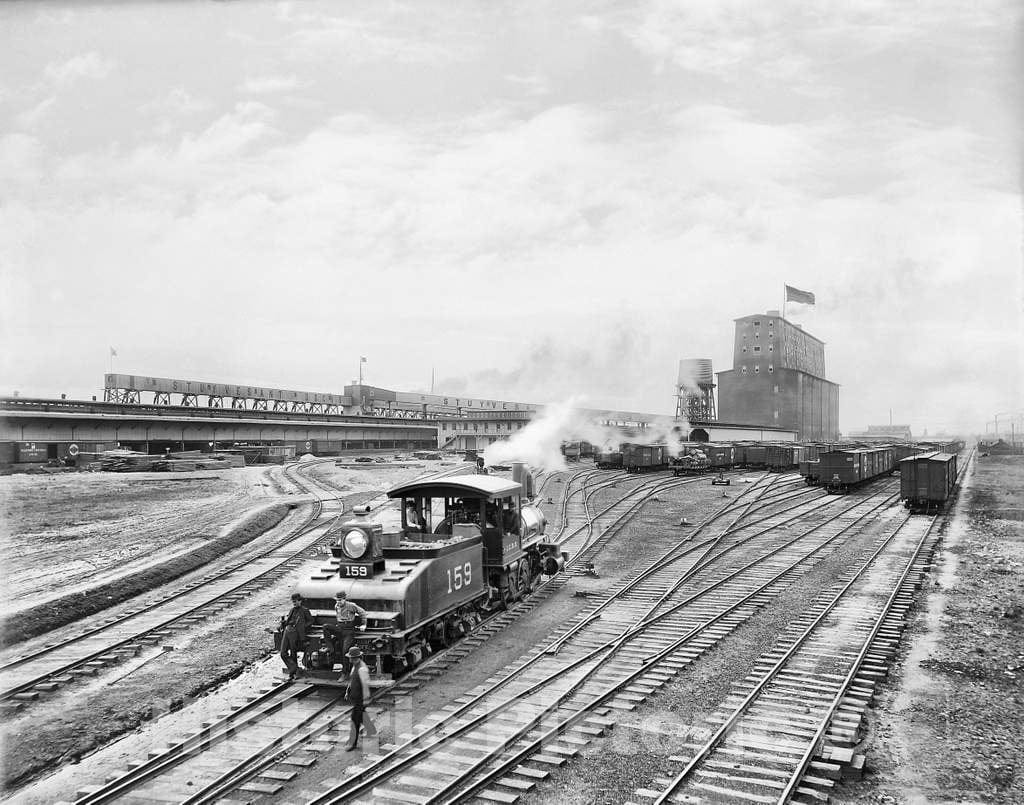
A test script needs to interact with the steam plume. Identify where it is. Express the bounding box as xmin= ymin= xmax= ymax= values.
xmin=484 ymin=397 xmax=685 ymax=472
